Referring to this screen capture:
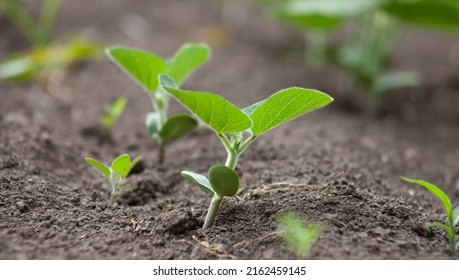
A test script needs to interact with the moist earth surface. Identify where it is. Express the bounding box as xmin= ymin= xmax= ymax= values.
xmin=1 ymin=0 xmax=458 ymax=259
